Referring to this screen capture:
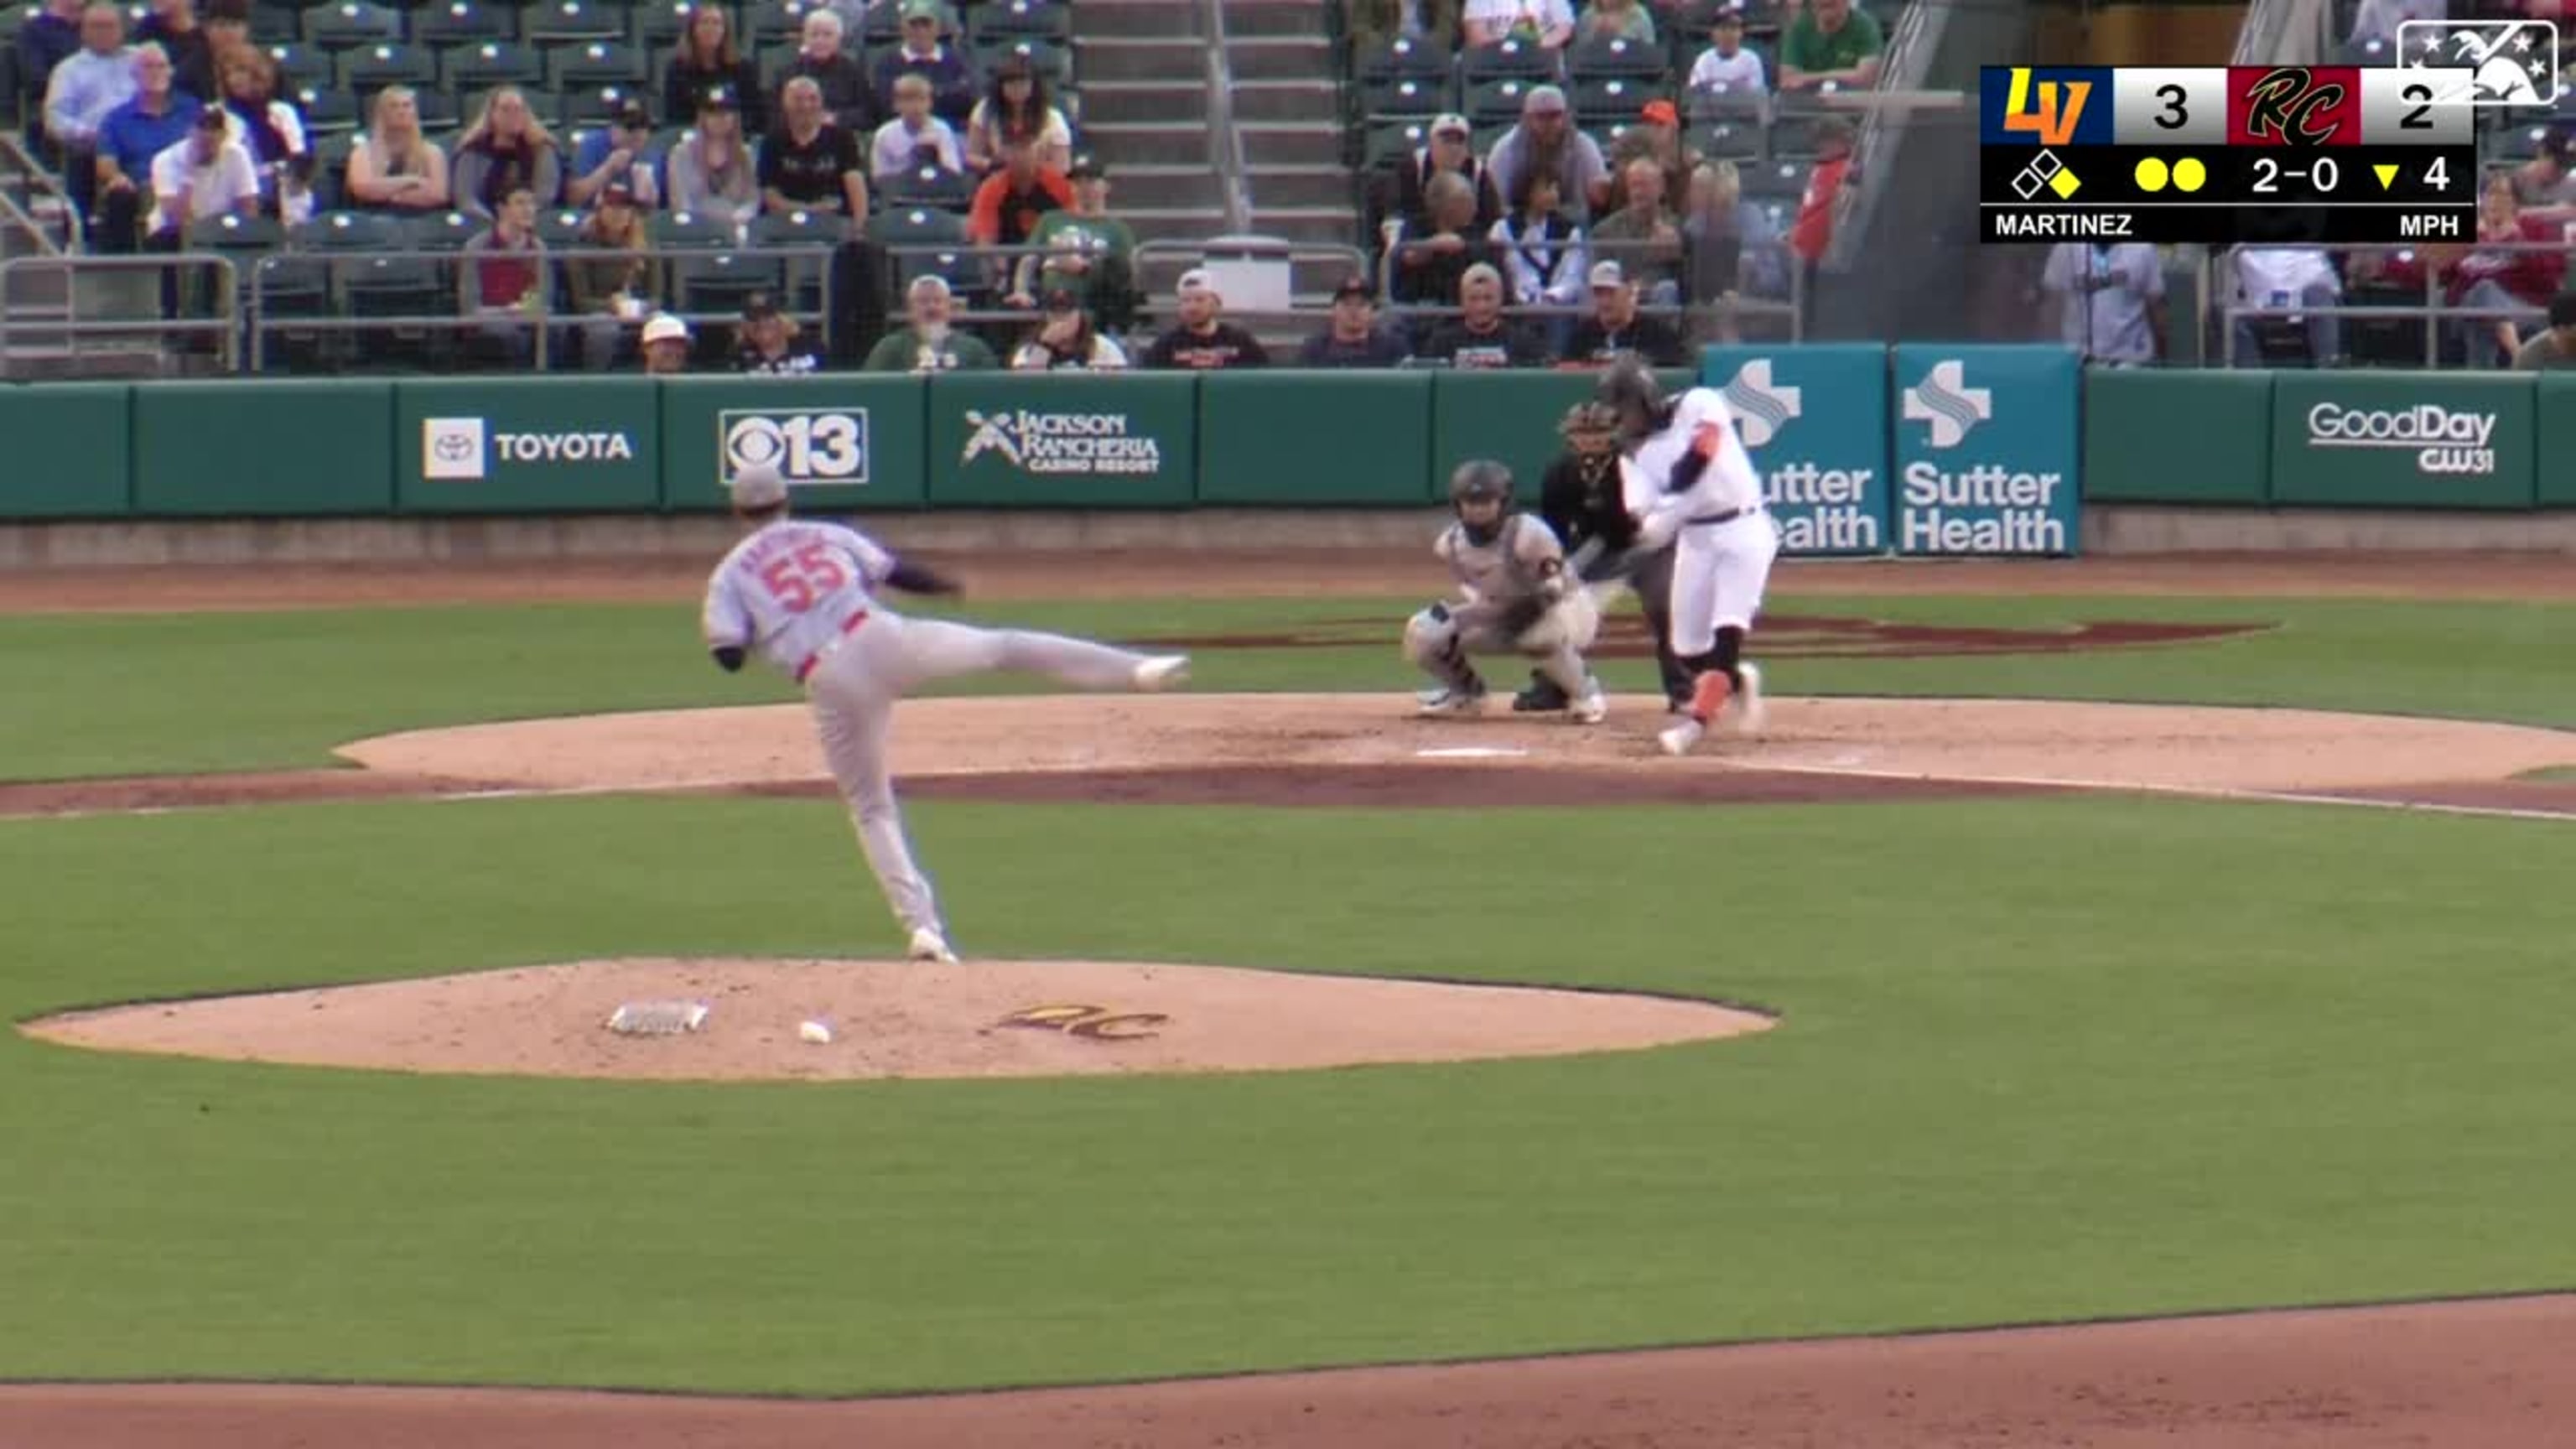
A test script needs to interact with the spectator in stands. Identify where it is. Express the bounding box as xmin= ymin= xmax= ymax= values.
xmin=761 ymin=76 xmax=869 ymax=230
xmin=2509 ymin=128 xmax=2576 ymax=210
xmin=1610 ymin=98 xmax=1699 ymax=210
xmin=1492 ymin=168 xmax=1586 ymax=352
xmin=458 ymin=183 xmax=546 ymax=365
xmin=134 ymin=0 xmax=211 ymax=102
xmin=1561 ymin=258 xmax=1688 ymax=364
xmin=641 ymin=311 xmax=692 ymax=372
xmin=1344 ymin=0 xmax=1460 ymax=53
xmin=1682 ymin=158 xmax=1785 ymax=340
xmin=43 ymin=3 xmax=136 ymax=221
xmin=776 ymin=8 xmax=874 ymax=132
xmin=345 ymin=85 xmax=449 ymax=213
xmin=1393 ymin=169 xmax=1504 ymax=305
xmin=871 ymin=72 xmax=965 ymax=186
xmin=1388 ymin=112 xmax=1502 ymax=250
xmin=864 ymin=273 xmax=1000 ymax=371
xmin=2228 ymin=245 xmax=2342 ymax=367
xmin=1010 ymin=288 xmax=1128 ymax=370
xmin=18 ymin=0 xmax=89 ymax=144
xmin=200 ymin=0 xmax=246 ymax=58
xmin=1141 ymin=268 xmax=1270 ymax=369
xmin=1779 ymin=0 xmax=1883 ymax=91
xmin=453 ymin=86 xmax=562 ymax=222
xmin=667 ymin=87 xmax=760 ymax=226
xmin=1588 ymin=156 xmax=1684 ymax=304
xmin=213 ymin=43 xmax=311 ymax=225
xmin=94 ymin=44 xmax=199 ymax=251
xmin=567 ymin=101 xmax=662 ymax=210
xmin=665 ymin=2 xmax=766 ymax=136
xmin=1686 ymin=9 xmax=1768 ymax=98
xmin=870 ymin=0 xmax=975 ymax=131
xmin=148 ymin=102 xmax=254 ymax=238
xmin=1788 ymin=113 xmax=1852 ymax=319
xmin=965 ymin=53 xmax=1072 ymax=176
xmin=564 ymin=179 xmax=656 ymax=369
xmin=1576 ymin=0 xmax=1655 ymax=43
xmin=1299 ymin=275 xmax=1411 ymax=366
xmin=1462 ymin=0 xmax=1574 ymax=49
xmin=968 ymin=135 xmax=1072 ymax=295
xmin=1485 ymin=86 xmax=1611 ymax=221
xmin=1016 ymin=153 xmax=1135 ymax=325
xmin=2512 ymin=289 xmax=2576 ymax=369
xmin=2038 ymin=242 xmax=2165 ymax=366
xmin=735 ymin=291 xmax=826 ymax=373
xmin=1418 ymin=261 xmax=1546 ymax=367
xmin=2446 ymin=172 xmax=2565 ymax=365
